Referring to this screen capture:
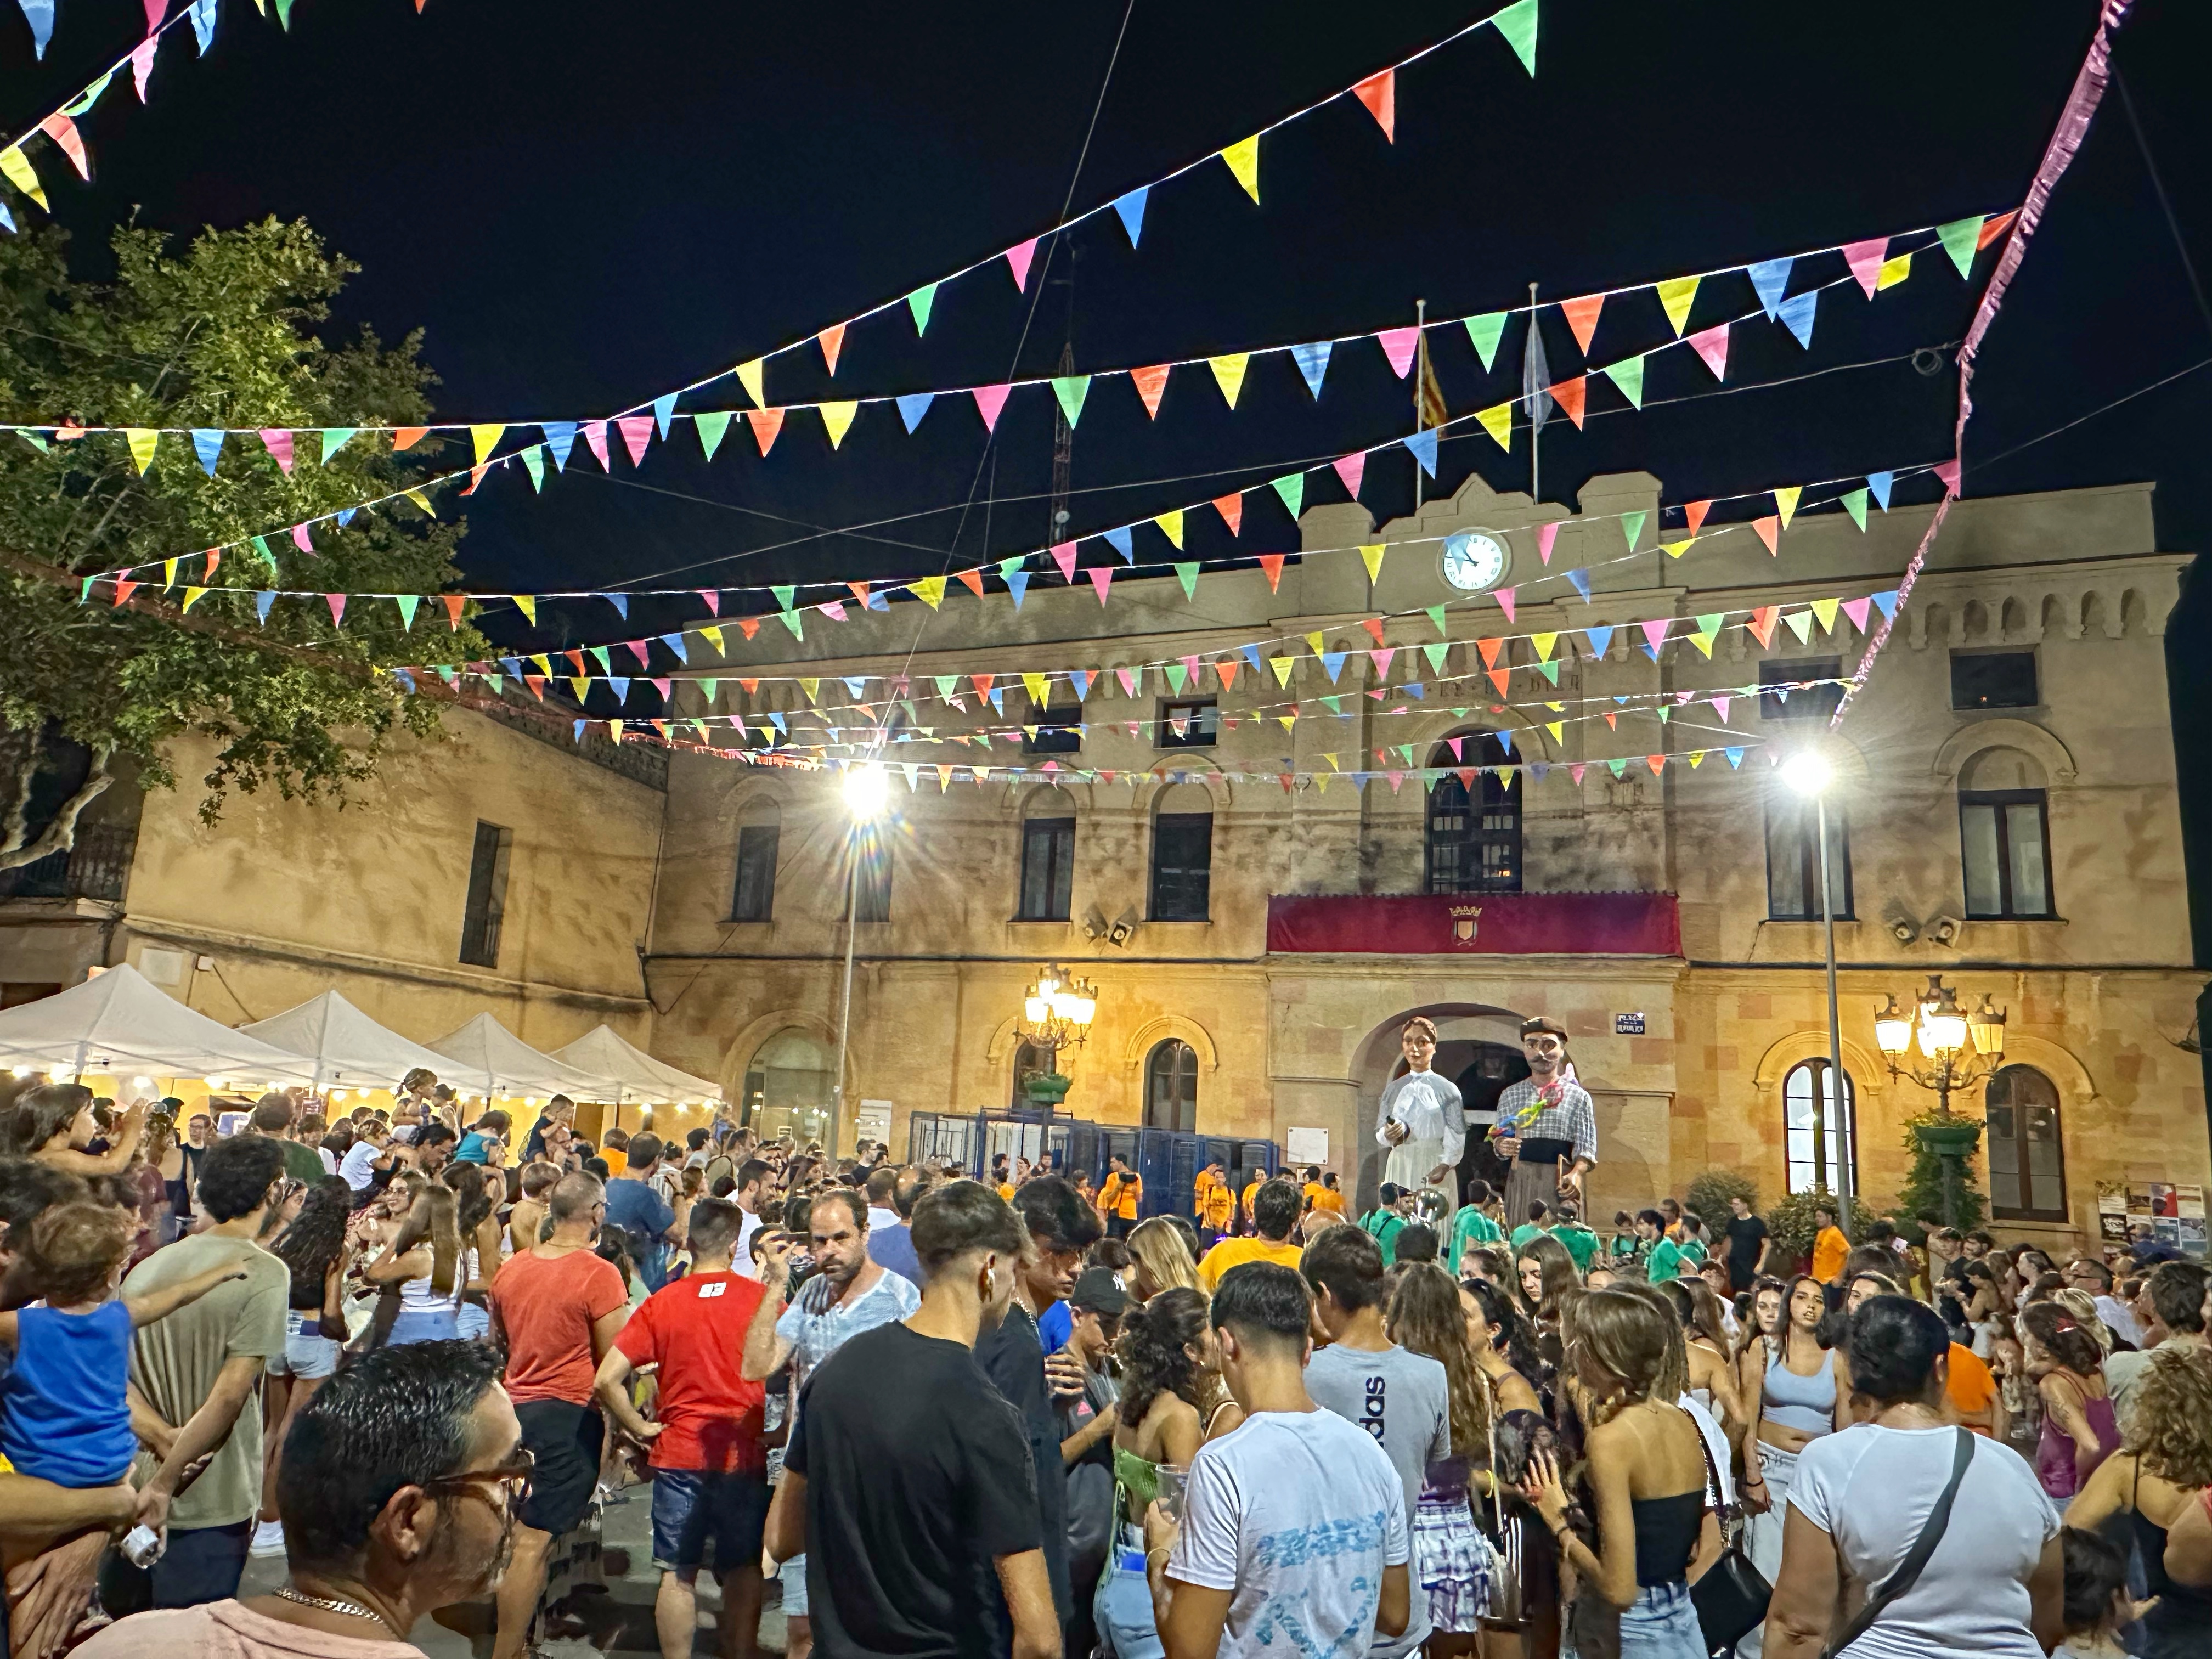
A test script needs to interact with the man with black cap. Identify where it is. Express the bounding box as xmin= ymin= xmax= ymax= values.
xmin=1488 ymin=1015 xmax=1598 ymax=1232
xmin=1058 ymin=1267 xmax=1126 ymax=1659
